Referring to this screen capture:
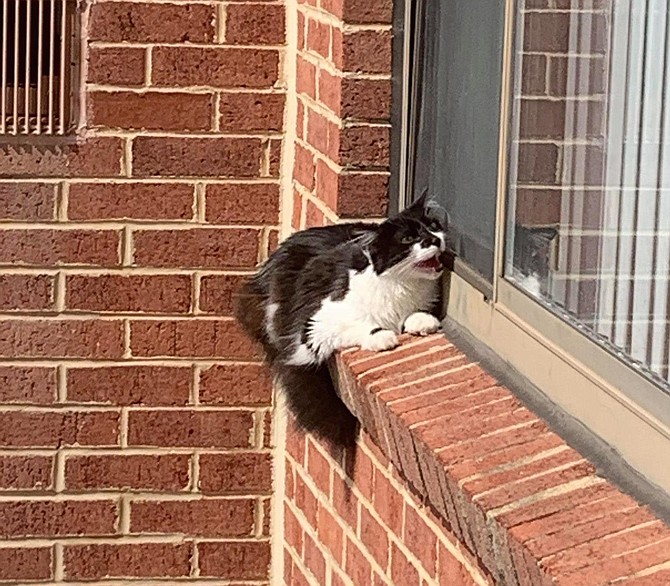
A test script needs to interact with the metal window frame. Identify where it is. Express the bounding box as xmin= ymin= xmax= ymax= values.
xmin=394 ymin=0 xmax=670 ymax=495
